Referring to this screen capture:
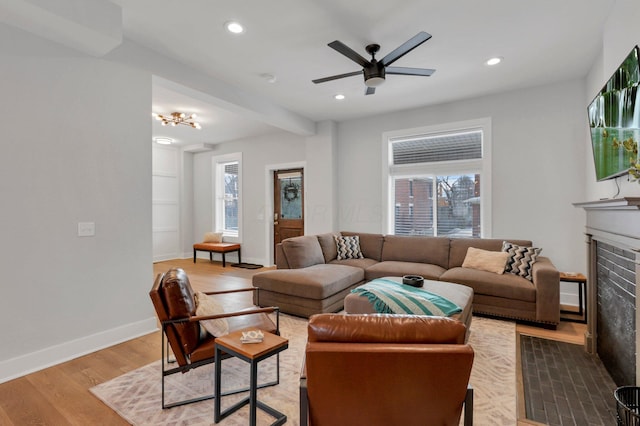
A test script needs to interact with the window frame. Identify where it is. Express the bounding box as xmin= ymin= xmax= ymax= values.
xmin=212 ymin=152 xmax=242 ymax=241
xmin=381 ymin=118 xmax=492 ymax=237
